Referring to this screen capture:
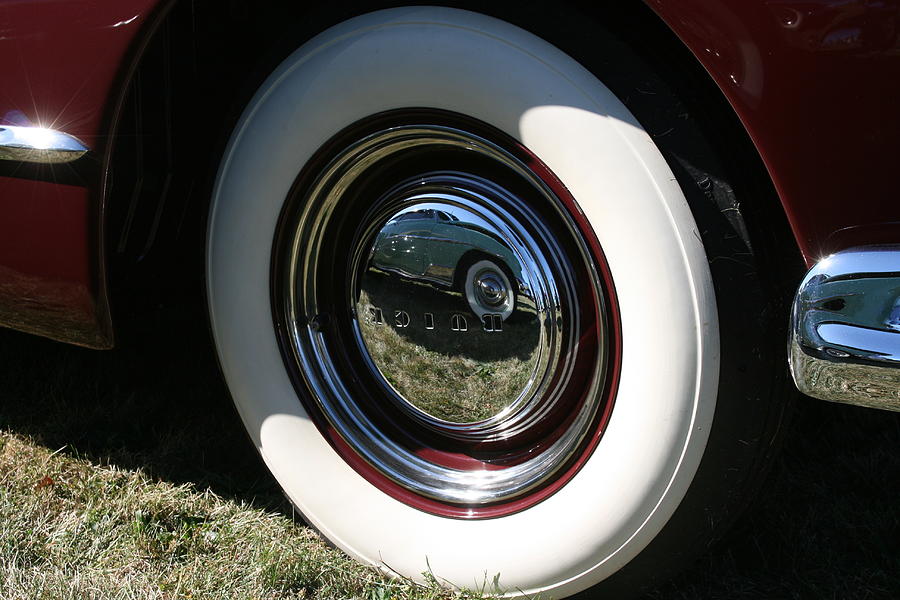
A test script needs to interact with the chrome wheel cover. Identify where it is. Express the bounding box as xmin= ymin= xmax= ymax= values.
xmin=273 ymin=114 xmax=611 ymax=509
